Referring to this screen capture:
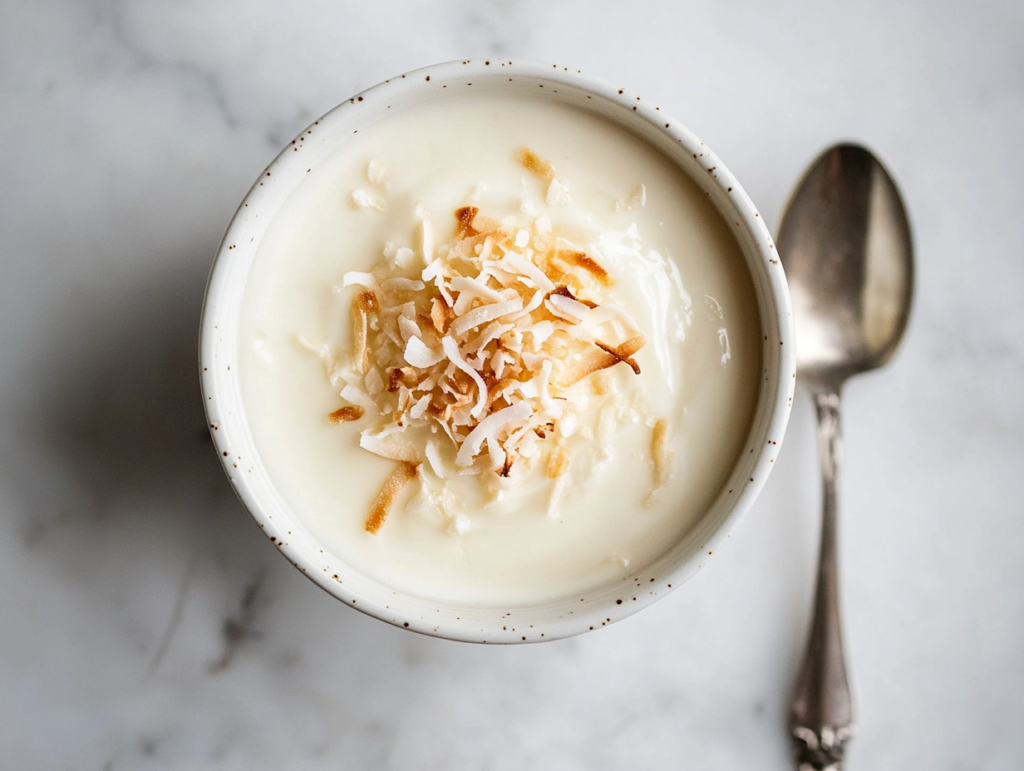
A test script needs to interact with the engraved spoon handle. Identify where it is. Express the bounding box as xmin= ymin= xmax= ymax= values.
xmin=790 ymin=388 xmax=854 ymax=771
